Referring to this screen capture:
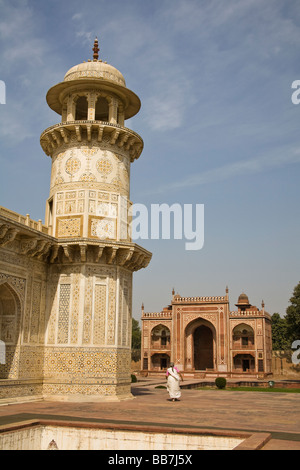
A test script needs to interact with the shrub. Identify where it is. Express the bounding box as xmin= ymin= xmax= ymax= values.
xmin=215 ymin=377 xmax=227 ymax=389
xmin=131 ymin=374 xmax=137 ymax=383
